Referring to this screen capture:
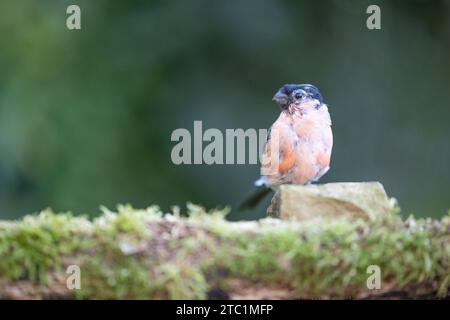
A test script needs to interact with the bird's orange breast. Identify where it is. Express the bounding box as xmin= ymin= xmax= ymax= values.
xmin=261 ymin=108 xmax=333 ymax=186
